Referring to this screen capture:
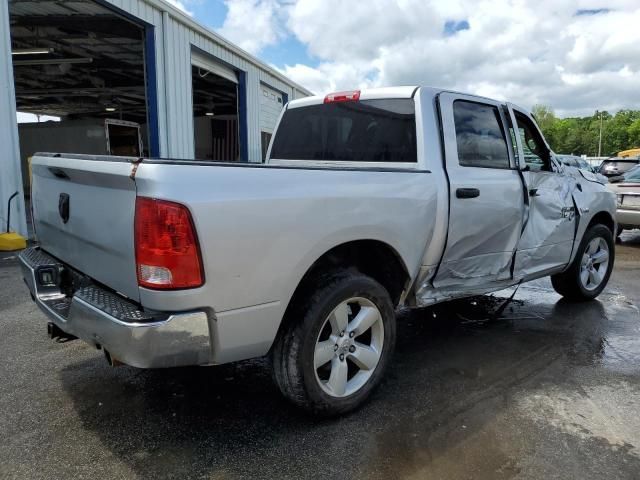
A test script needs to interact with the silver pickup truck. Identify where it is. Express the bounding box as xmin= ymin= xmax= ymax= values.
xmin=21 ymin=86 xmax=616 ymax=415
